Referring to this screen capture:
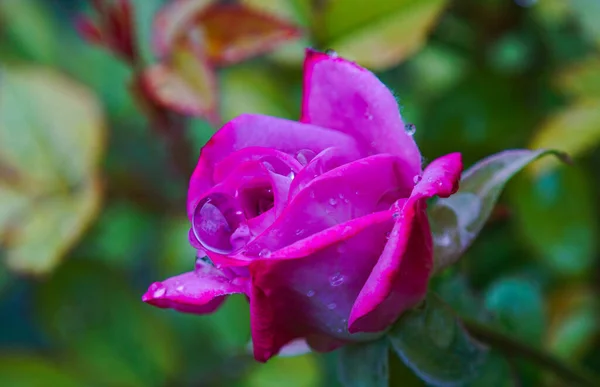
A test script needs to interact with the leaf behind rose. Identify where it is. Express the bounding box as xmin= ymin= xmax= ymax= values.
xmin=337 ymin=339 xmax=389 ymax=387
xmin=0 ymin=66 xmax=104 ymax=274
xmin=388 ymin=293 xmax=488 ymax=386
xmin=429 ymin=149 xmax=568 ymax=273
